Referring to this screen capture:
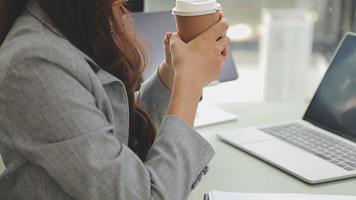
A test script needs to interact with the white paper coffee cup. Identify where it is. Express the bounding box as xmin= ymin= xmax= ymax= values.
xmin=172 ymin=0 xmax=222 ymax=16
